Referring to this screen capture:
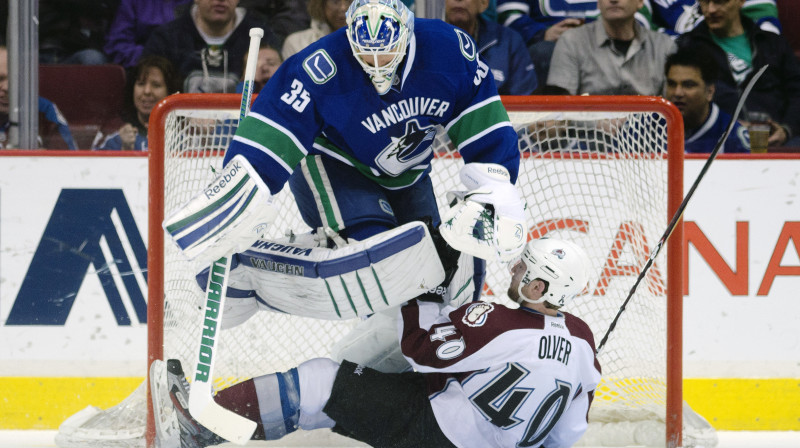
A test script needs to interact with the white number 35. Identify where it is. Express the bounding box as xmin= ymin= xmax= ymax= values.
xmin=473 ymin=58 xmax=489 ymax=86
xmin=280 ymin=79 xmax=311 ymax=112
